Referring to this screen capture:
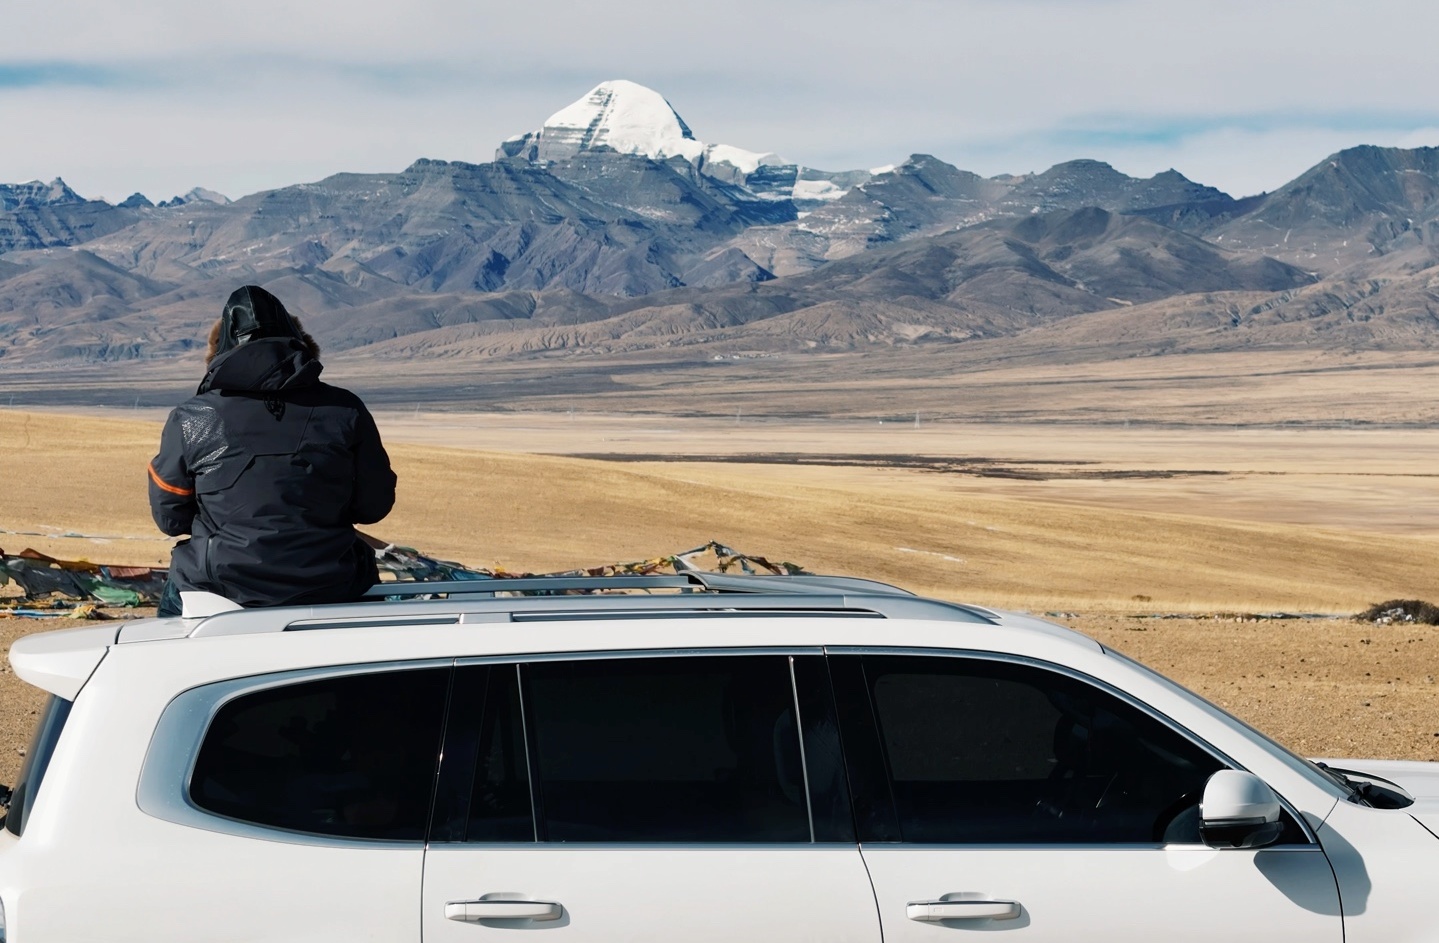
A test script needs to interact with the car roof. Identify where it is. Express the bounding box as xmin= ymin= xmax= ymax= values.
xmin=11 ymin=573 xmax=1102 ymax=699
xmin=113 ymin=571 xmax=1069 ymax=642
